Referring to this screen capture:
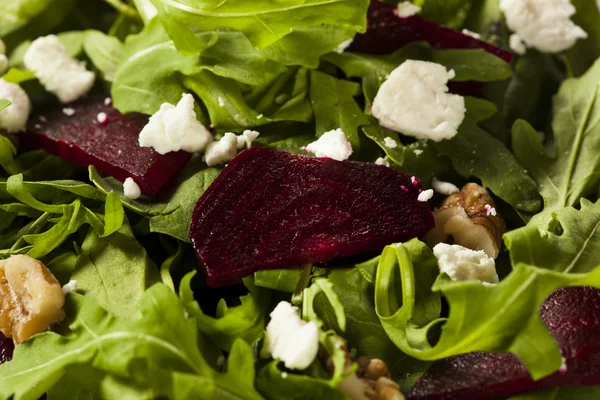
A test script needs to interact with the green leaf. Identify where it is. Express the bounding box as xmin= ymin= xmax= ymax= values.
xmin=0 ymin=134 xmax=19 ymax=176
xmin=150 ymin=0 xmax=368 ymax=53
xmin=508 ymin=386 xmax=600 ymax=400
xmin=254 ymin=269 xmax=303 ymax=292
xmin=433 ymin=97 xmax=541 ymax=212
xmin=417 ymin=0 xmax=475 ymax=29
xmin=566 ymin=0 xmax=600 ymax=77
xmin=83 ymin=30 xmax=124 ymax=82
xmin=0 ymin=100 xmax=10 ymax=111
xmin=374 ymin=240 xmax=600 ymax=380
xmin=180 ymin=271 xmax=271 ymax=351
xmin=1 ymin=68 xmax=36 ymax=84
xmin=0 ymin=285 xmax=264 ymax=400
